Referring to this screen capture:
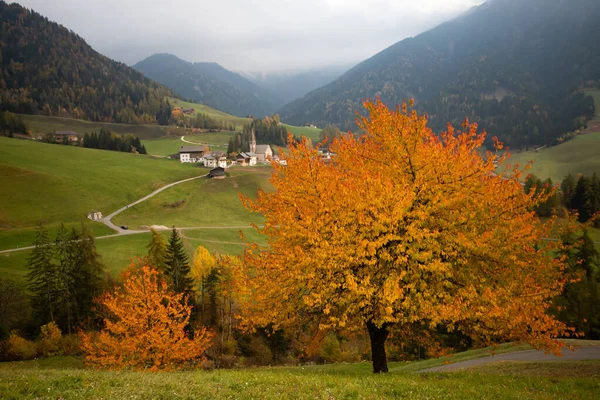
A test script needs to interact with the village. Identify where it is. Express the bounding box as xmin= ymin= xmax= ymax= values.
xmin=176 ymin=128 xmax=296 ymax=178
